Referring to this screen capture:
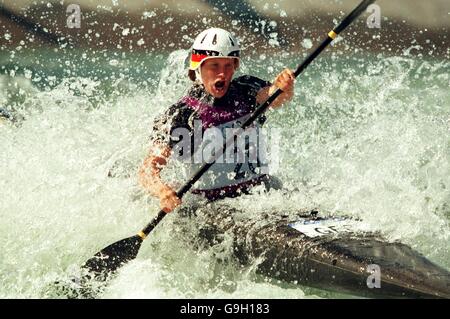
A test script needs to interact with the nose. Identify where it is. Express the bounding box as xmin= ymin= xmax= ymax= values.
xmin=217 ymin=67 xmax=226 ymax=77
